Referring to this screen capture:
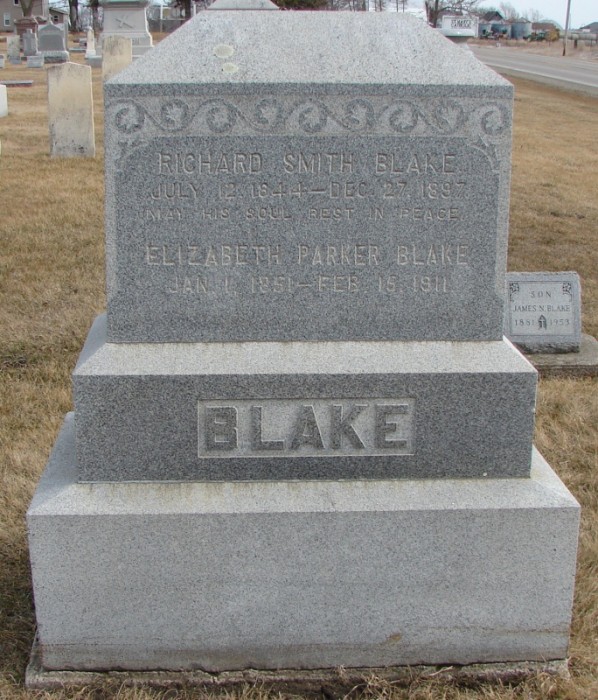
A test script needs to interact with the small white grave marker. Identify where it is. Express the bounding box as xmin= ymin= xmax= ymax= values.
xmin=85 ymin=28 xmax=96 ymax=59
xmin=0 ymin=85 xmax=8 ymax=118
xmin=47 ymin=62 xmax=95 ymax=157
